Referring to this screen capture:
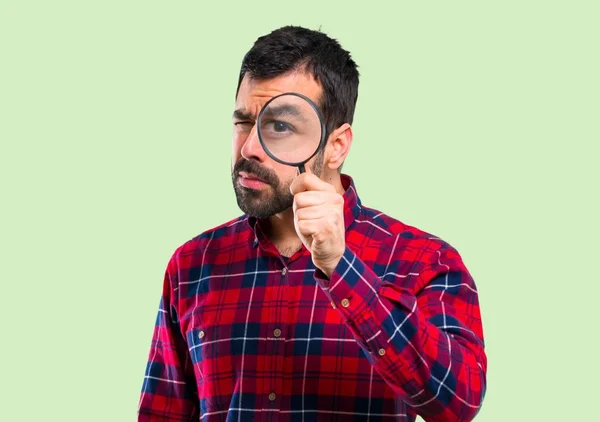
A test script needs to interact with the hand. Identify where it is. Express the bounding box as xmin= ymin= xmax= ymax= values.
xmin=290 ymin=169 xmax=346 ymax=278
